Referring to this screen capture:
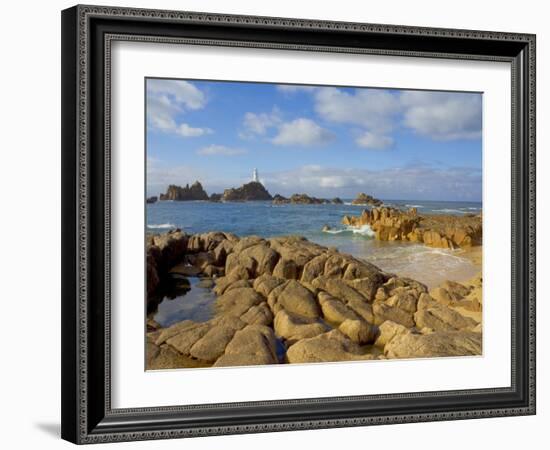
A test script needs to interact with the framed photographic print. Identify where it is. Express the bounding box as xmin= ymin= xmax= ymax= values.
xmin=61 ymin=4 xmax=536 ymax=444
